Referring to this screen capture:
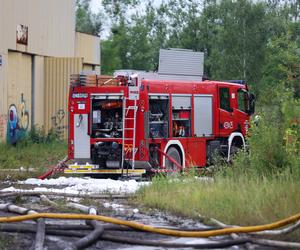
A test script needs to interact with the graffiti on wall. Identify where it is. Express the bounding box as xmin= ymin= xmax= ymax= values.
xmin=51 ymin=109 xmax=68 ymax=139
xmin=7 ymin=94 xmax=30 ymax=144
